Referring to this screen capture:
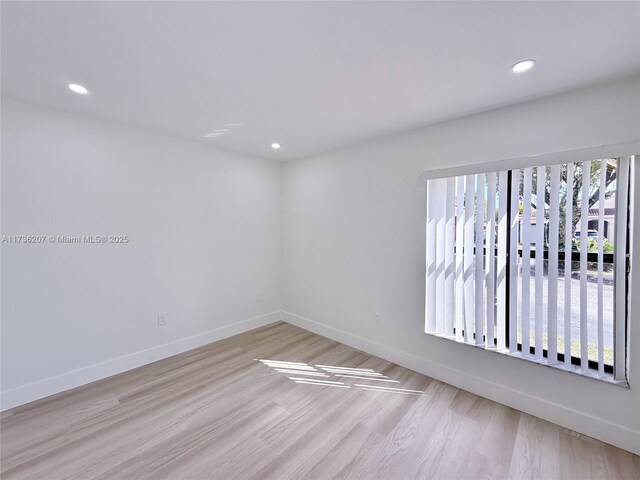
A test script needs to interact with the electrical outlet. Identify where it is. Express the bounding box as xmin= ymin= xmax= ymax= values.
xmin=374 ymin=312 xmax=381 ymax=325
xmin=157 ymin=313 xmax=167 ymax=326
